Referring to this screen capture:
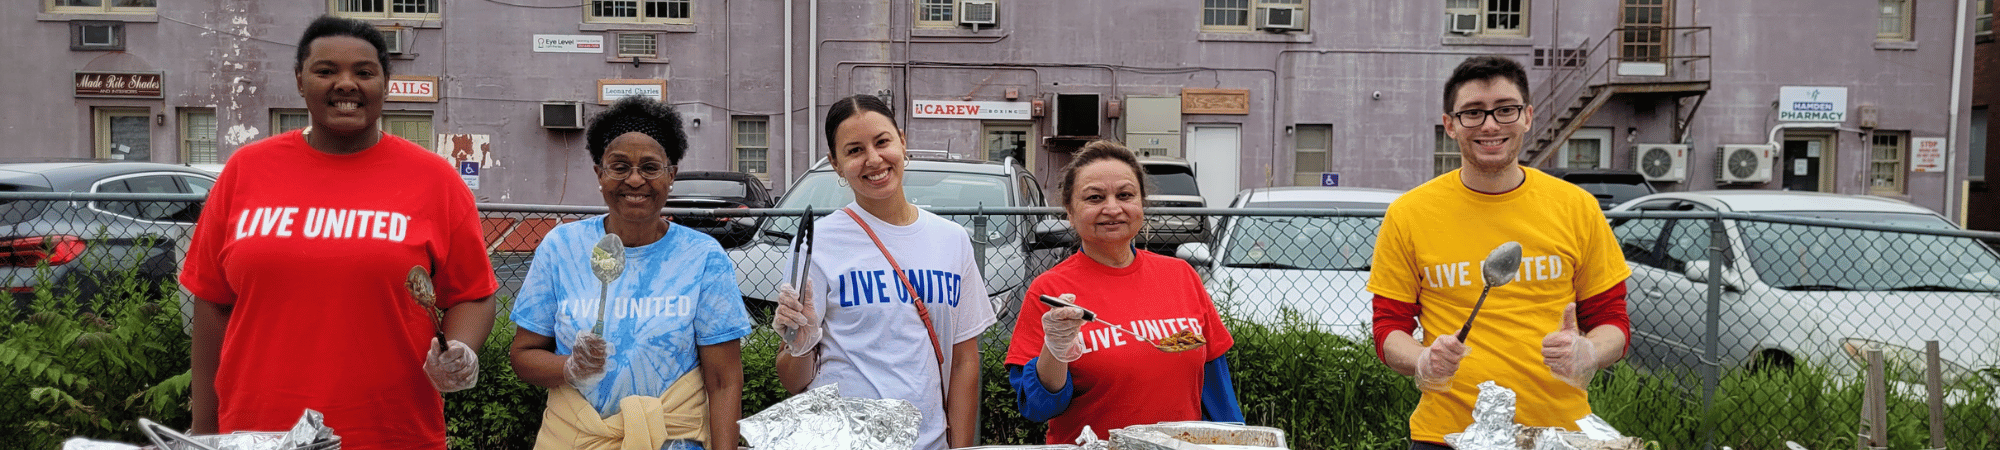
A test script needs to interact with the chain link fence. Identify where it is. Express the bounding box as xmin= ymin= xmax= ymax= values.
xmin=5 ymin=192 xmax=1999 ymax=449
